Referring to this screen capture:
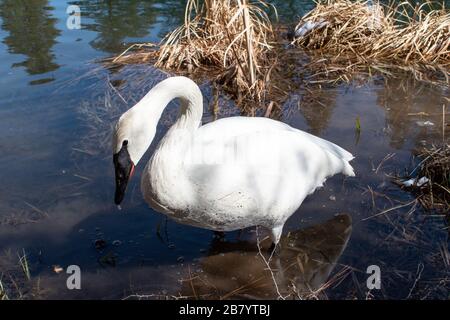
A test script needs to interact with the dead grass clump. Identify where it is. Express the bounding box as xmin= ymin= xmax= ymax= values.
xmin=414 ymin=145 xmax=450 ymax=212
xmin=114 ymin=0 xmax=278 ymax=107
xmin=293 ymin=0 xmax=449 ymax=73
xmin=293 ymin=0 xmax=391 ymax=52
xmin=397 ymin=144 xmax=450 ymax=213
